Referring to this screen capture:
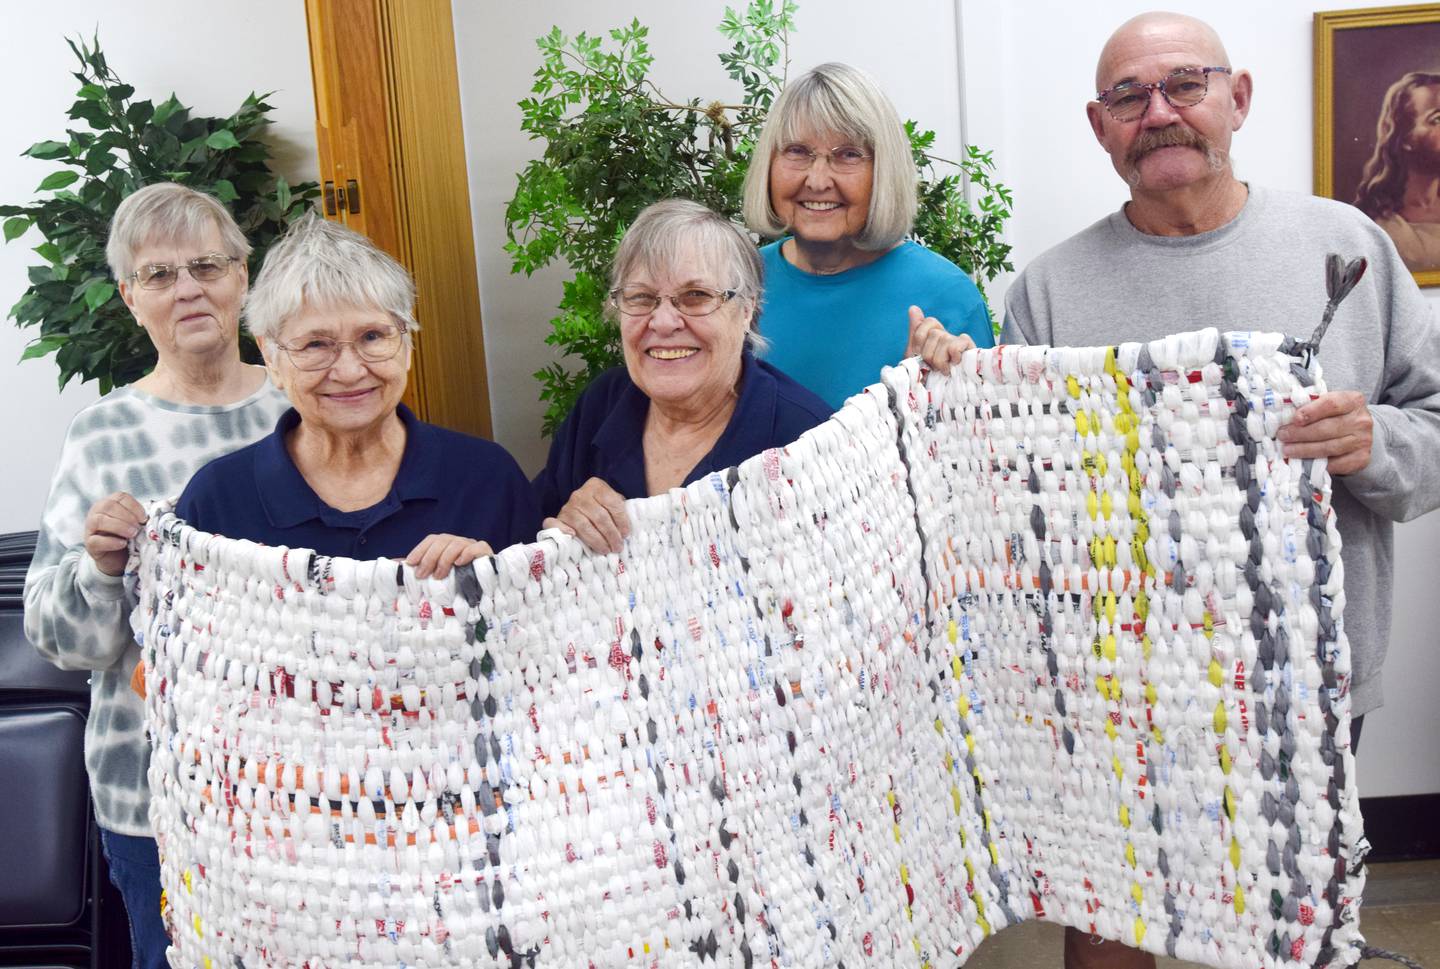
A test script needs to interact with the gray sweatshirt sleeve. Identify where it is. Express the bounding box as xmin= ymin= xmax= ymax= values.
xmin=1336 ymin=266 xmax=1440 ymax=523
xmin=1002 ymin=283 xmax=1036 ymax=346
xmin=23 ymin=430 xmax=136 ymax=673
